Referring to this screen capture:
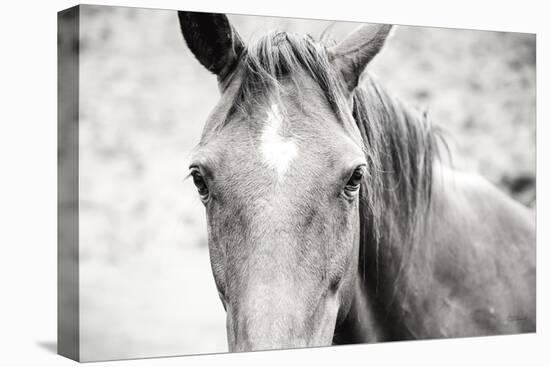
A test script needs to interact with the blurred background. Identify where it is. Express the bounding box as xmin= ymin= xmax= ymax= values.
xmin=59 ymin=4 xmax=535 ymax=361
